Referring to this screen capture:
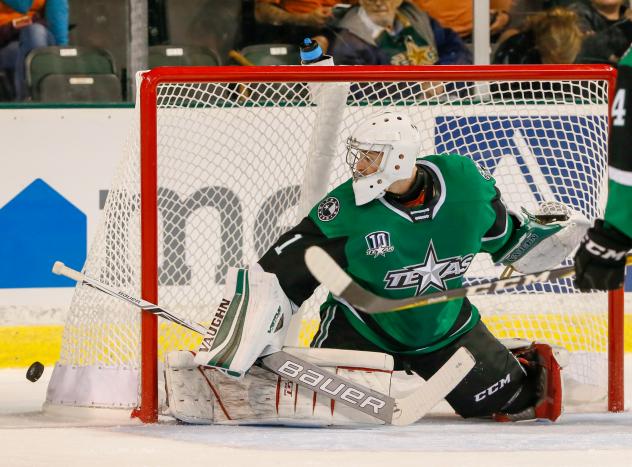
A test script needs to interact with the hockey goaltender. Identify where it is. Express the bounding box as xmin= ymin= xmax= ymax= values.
xmin=165 ymin=111 xmax=590 ymax=426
